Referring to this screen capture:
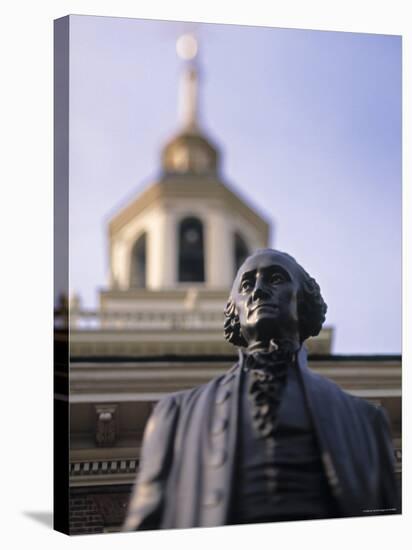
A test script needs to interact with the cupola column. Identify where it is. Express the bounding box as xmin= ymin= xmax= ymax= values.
xmin=207 ymin=207 xmax=233 ymax=288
